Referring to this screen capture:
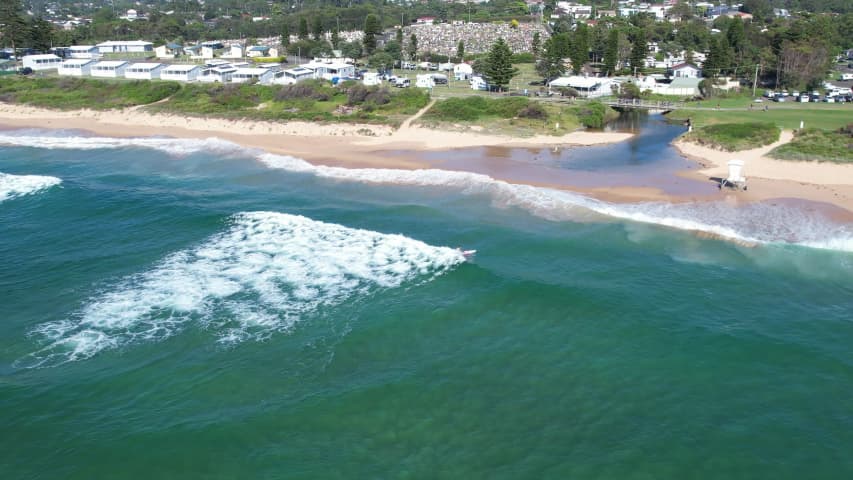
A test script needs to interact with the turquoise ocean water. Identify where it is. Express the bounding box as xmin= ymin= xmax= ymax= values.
xmin=1 ymin=126 xmax=852 ymax=478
